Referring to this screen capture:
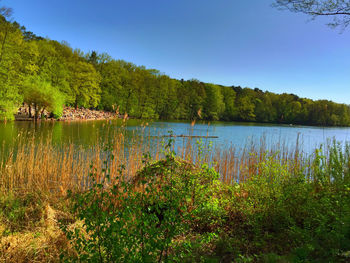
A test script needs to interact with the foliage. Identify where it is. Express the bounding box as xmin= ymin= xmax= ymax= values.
xmin=0 ymin=12 xmax=350 ymax=124
xmin=214 ymin=144 xmax=350 ymax=262
xmin=1 ymin=127 xmax=350 ymax=261
xmin=0 ymin=88 xmax=20 ymax=121
xmin=61 ymin=138 xmax=212 ymax=262
xmin=58 ymin=137 xmax=350 ymax=262
xmin=22 ymin=76 xmax=65 ymax=119
xmin=0 ymin=13 xmax=24 ymax=120
xmin=68 ymin=59 xmax=101 ymax=108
